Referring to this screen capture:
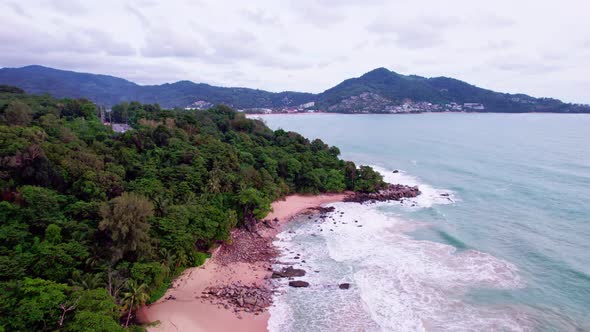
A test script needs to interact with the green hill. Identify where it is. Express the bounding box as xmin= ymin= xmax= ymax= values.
xmin=0 ymin=65 xmax=587 ymax=113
